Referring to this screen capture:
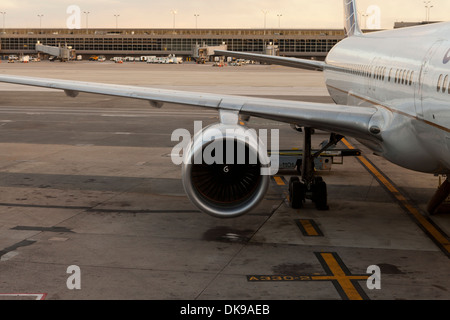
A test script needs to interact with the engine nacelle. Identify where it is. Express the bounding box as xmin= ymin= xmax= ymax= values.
xmin=182 ymin=123 xmax=270 ymax=218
